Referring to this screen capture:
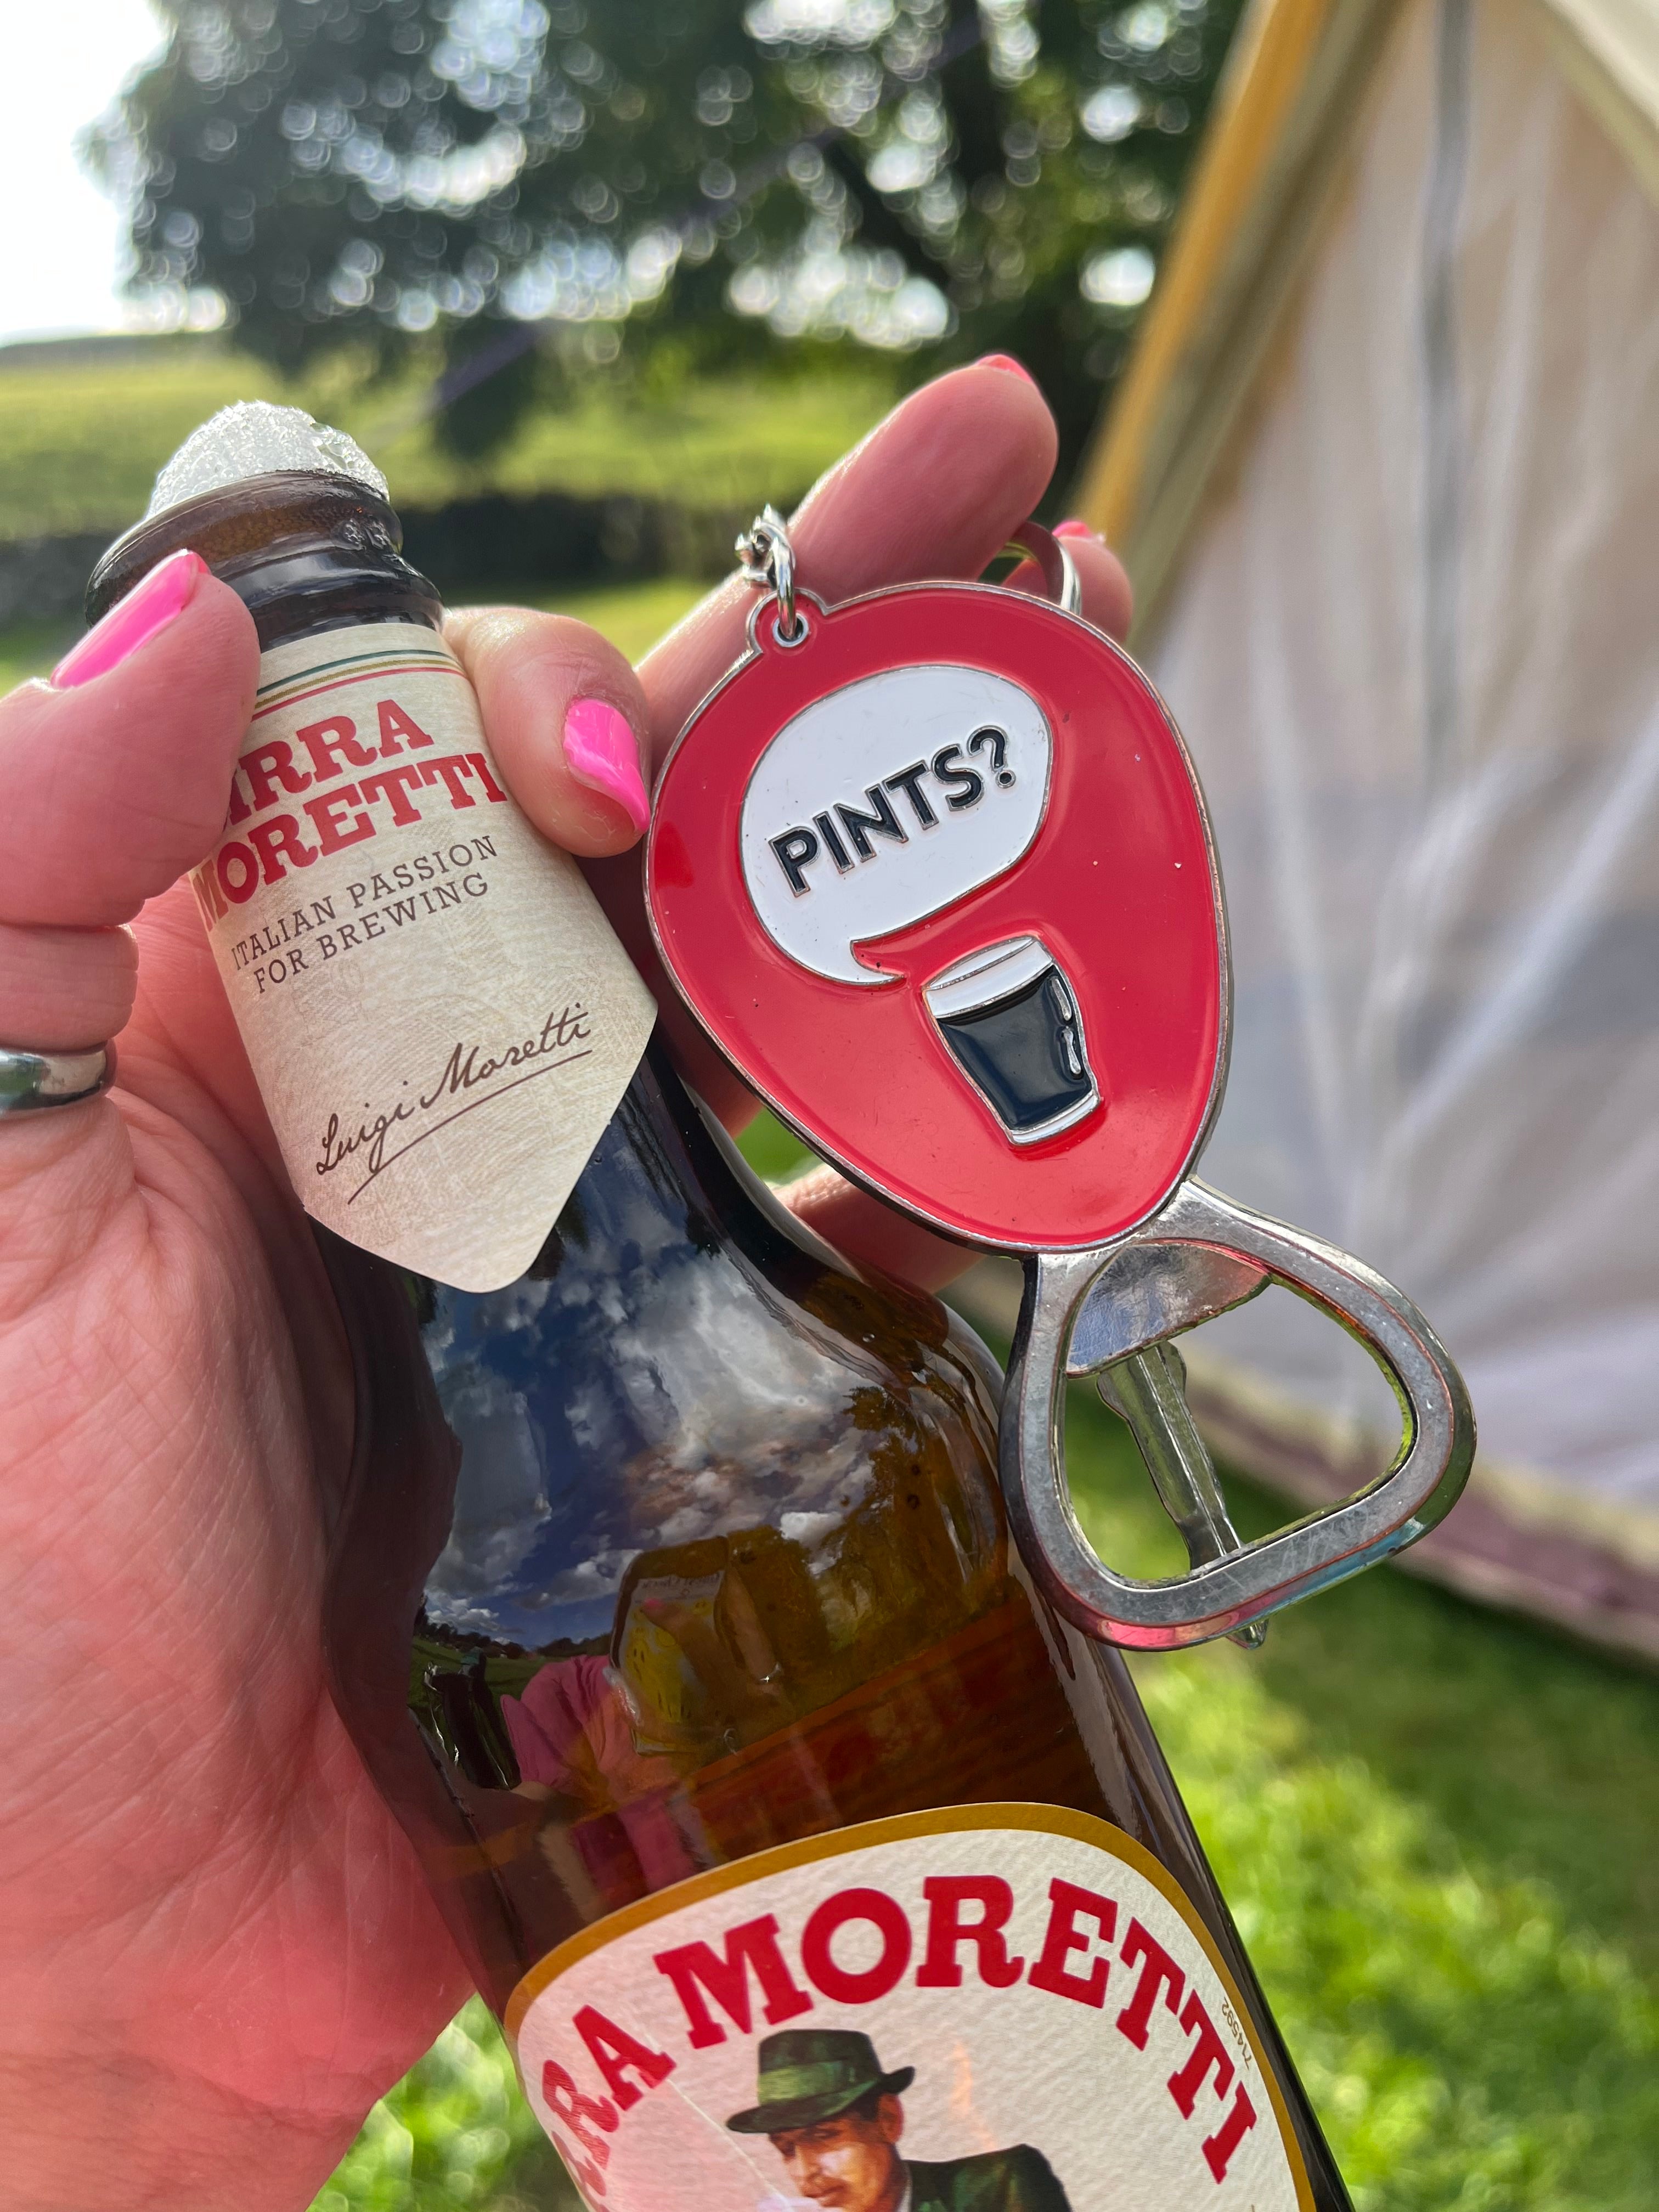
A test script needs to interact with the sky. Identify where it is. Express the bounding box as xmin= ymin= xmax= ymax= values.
xmin=0 ymin=0 xmax=171 ymax=345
